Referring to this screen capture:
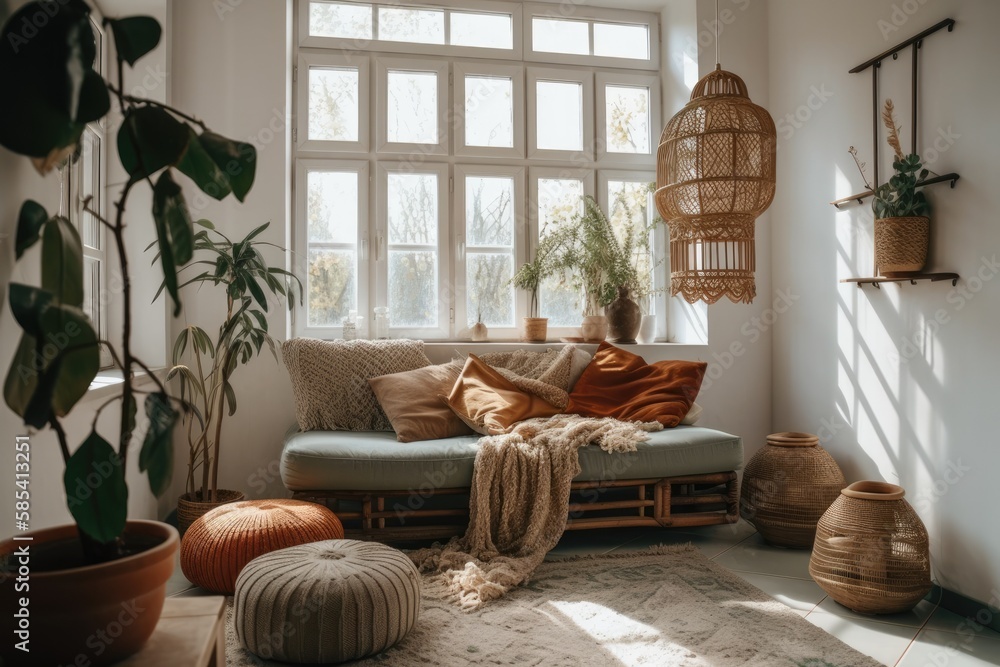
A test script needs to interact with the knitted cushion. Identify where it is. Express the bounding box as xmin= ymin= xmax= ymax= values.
xmin=235 ymin=540 xmax=420 ymax=663
xmin=282 ymin=338 xmax=432 ymax=431
xmin=180 ymin=499 xmax=343 ymax=594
